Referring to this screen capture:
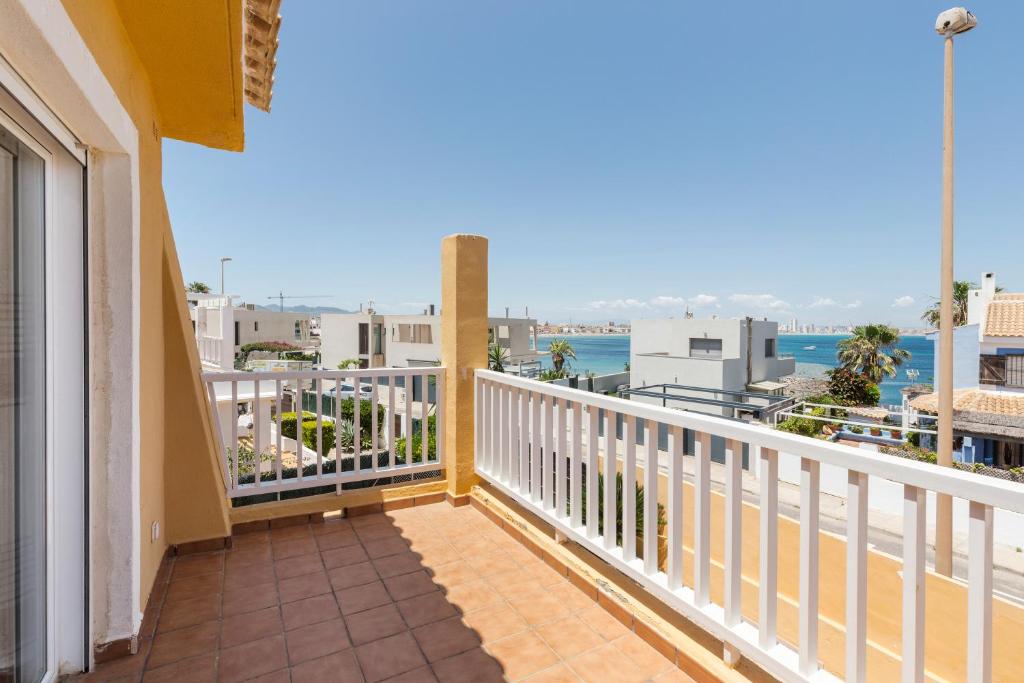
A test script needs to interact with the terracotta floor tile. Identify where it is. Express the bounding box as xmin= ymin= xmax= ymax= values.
xmin=412 ymin=544 xmax=460 ymax=567
xmin=577 ymin=605 xmax=629 ymax=642
xmin=218 ymin=634 xmax=289 ymax=683
xmin=464 ymin=552 xmax=513 ymax=578
xmin=431 ymin=648 xmax=506 ymax=683
xmin=329 ymin=561 xmax=381 ymax=591
xmin=485 ymin=569 xmax=546 ymax=602
xmin=350 ymin=513 xmax=389 ymax=528
xmin=290 ymin=650 xmax=365 ymax=683
xmin=142 ymin=653 xmax=216 ymax=682
xmin=222 ymin=581 xmax=278 ymax=617
xmin=382 ymin=666 xmax=438 ymax=683
xmin=282 ymin=592 xmax=341 ymax=631
xmin=535 ymin=616 xmax=604 ymax=660
xmin=345 ymin=603 xmax=407 ymax=645
xmin=507 ymin=590 xmax=572 ymax=627
xmin=395 ymin=591 xmax=458 ymax=628
xmin=272 ymin=537 xmax=319 ymax=560
xmin=274 ymin=552 xmax=324 ymax=580
xmin=156 ymin=594 xmax=221 ymax=633
xmin=545 ymin=583 xmax=594 ymax=613
xmin=224 ymin=561 xmax=276 ymax=586
xmin=270 ymin=524 xmax=314 ymax=541
xmin=313 ymin=518 xmax=353 ymax=535
xmin=521 ymin=664 xmax=582 ymax=683
xmin=411 ymin=615 xmax=480 ymax=662
xmin=611 ymin=633 xmax=673 ymax=679
xmin=317 ymin=528 xmax=360 ymax=550
xmin=384 ymin=571 xmax=439 ymax=601
xmin=164 ymin=573 xmax=223 ymax=604
xmin=278 ymin=569 xmax=331 ymax=603
xmin=461 ymin=604 xmax=529 ymax=643
xmin=427 ymin=560 xmax=478 ymax=589
xmin=336 ymin=580 xmax=393 ymax=616
xmin=230 ymin=531 xmax=271 ymax=549
xmin=355 ymin=523 xmax=400 ymax=542
xmin=566 ymin=643 xmax=647 ymax=683
xmin=360 ymin=540 xmax=407 ymax=561
xmin=147 ymin=621 xmax=220 ymax=669
xmin=443 ymin=580 xmax=503 ymax=614
xmin=484 ymin=631 xmax=558 ymax=681
xmin=85 ymin=642 xmax=149 ymax=680
xmin=220 ymin=605 xmax=283 ymax=649
xmin=652 ymin=670 xmax=697 ymax=683
xmin=244 ymin=670 xmax=292 ymax=683
xmin=322 ymin=544 xmax=371 ymax=569
xmin=172 ymin=553 xmax=225 ymax=580
xmin=521 ymin=561 xmax=567 ymax=588
xmin=373 ymin=551 xmax=426 ymax=579
xmin=354 ymin=631 xmax=427 ymax=683
xmin=285 ymin=618 xmax=351 ymax=665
